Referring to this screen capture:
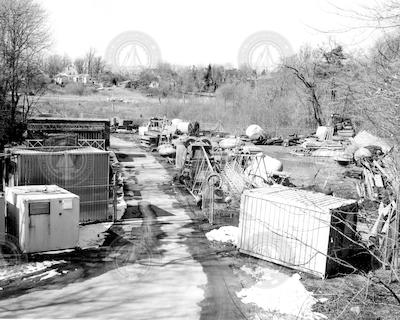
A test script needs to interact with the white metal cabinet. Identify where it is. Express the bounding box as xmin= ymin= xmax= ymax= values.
xmin=5 ymin=185 xmax=79 ymax=253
